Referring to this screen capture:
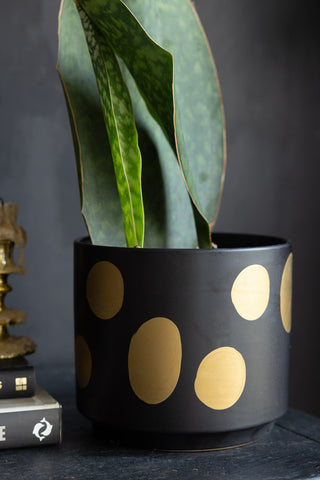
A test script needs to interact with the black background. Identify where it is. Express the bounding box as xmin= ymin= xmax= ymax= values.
xmin=0 ymin=1 xmax=319 ymax=416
